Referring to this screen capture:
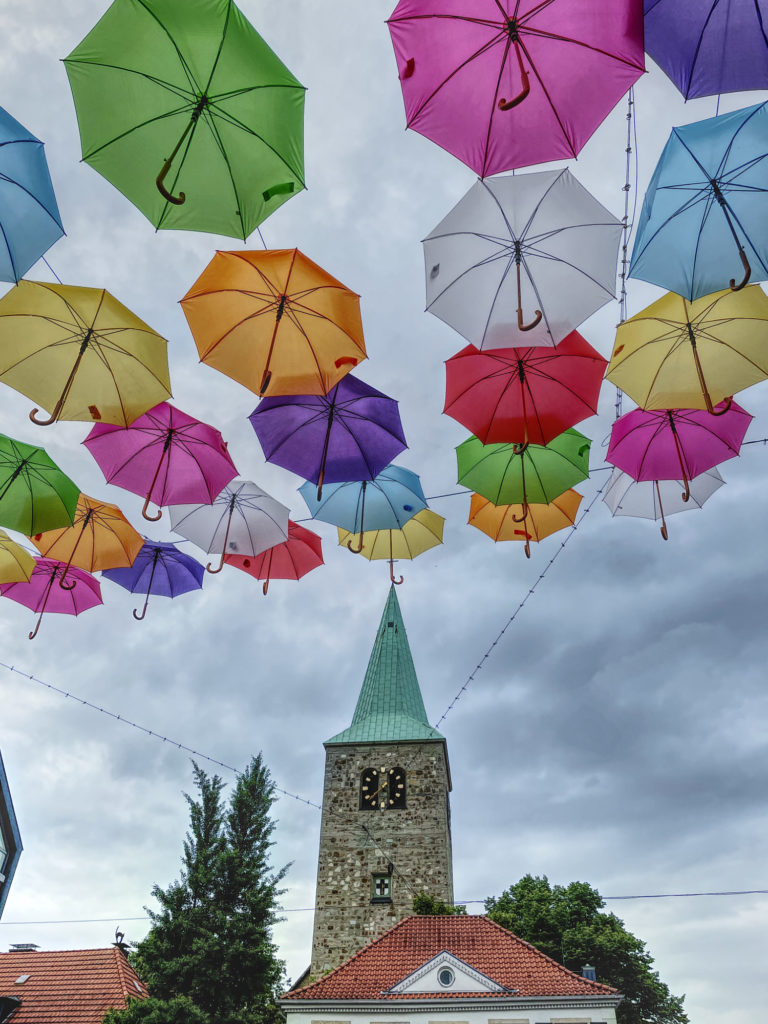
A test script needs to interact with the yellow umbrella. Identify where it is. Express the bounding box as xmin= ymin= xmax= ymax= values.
xmin=0 ymin=530 xmax=35 ymax=584
xmin=0 ymin=280 xmax=171 ymax=426
xmin=605 ymin=285 xmax=768 ymax=413
xmin=337 ymin=508 xmax=444 ymax=584
xmin=468 ymin=489 xmax=582 ymax=557
xmin=30 ymin=493 xmax=143 ymax=587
